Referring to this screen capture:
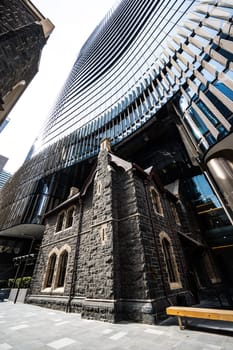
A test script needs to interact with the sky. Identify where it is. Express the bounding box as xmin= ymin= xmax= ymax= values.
xmin=0 ymin=0 xmax=117 ymax=174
